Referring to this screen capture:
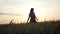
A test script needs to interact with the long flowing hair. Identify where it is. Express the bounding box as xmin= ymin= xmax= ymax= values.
xmin=30 ymin=8 xmax=34 ymax=14
xmin=29 ymin=8 xmax=36 ymax=18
